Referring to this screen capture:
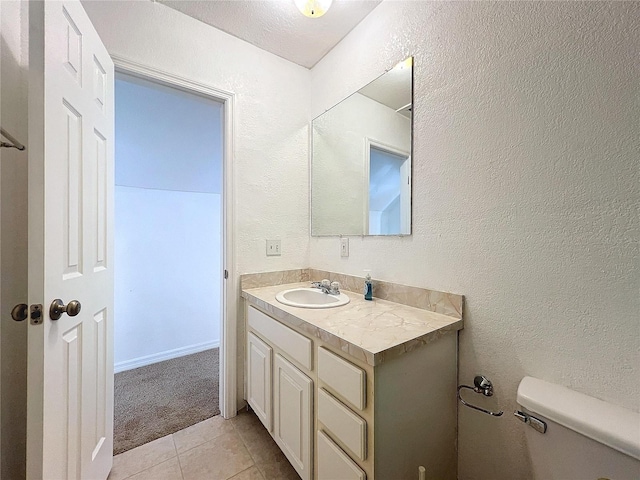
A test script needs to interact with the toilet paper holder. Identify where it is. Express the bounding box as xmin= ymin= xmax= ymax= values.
xmin=457 ymin=375 xmax=504 ymax=417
